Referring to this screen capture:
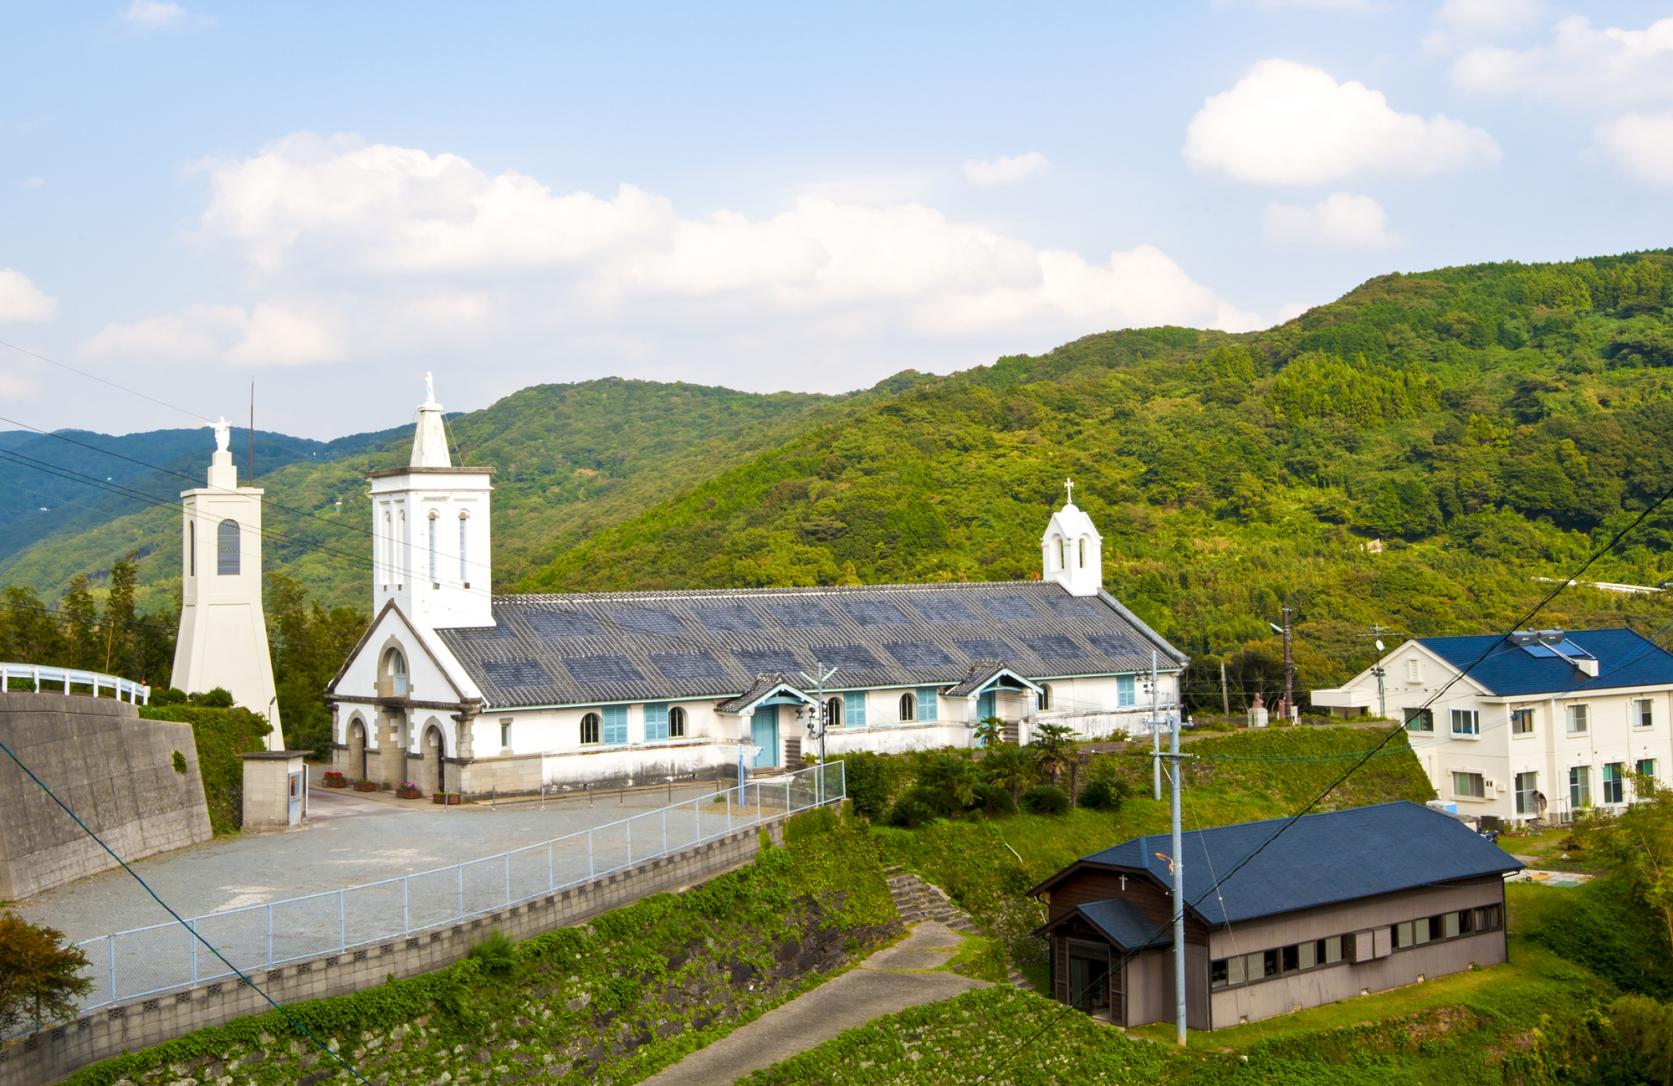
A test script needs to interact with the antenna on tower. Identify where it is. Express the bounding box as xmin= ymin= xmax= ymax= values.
xmin=248 ymin=381 xmax=255 ymax=476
